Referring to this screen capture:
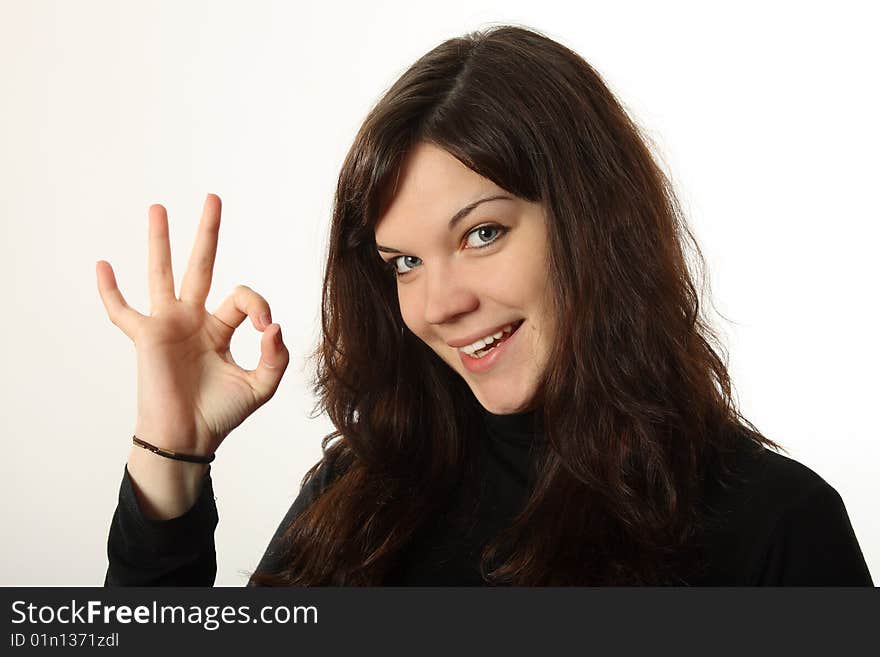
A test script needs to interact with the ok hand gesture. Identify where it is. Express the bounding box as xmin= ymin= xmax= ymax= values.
xmin=96 ymin=195 xmax=289 ymax=517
